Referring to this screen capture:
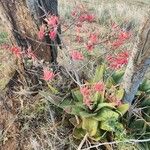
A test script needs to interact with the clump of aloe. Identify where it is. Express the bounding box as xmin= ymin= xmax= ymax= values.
xmin=58 ymin=64 xmax=129 ymax=141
